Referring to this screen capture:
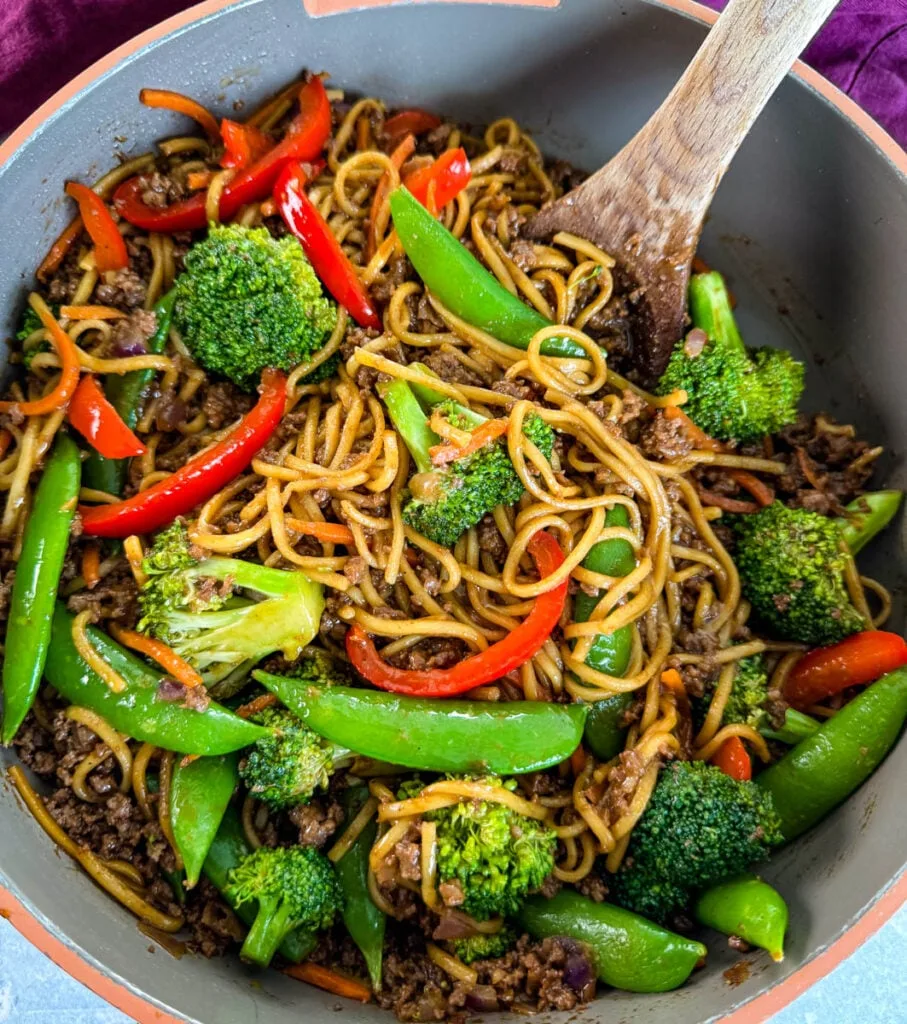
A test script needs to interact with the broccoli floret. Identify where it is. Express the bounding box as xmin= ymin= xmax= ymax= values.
xmin=16 ymin=303 xmax=59 ymax=369
xmin=224 ymin=845 xmax=342 ymax=967
xmin=657 ymin=272 xmax=804 ymax=443
xmin=173 ymin=224 xmax=337 ymax=390
xmin=734 ymin=501 xmax=864 ymax=645
xmin=609 ymin=760 xmax=782 ymax=923
xmin=281 ymin=648 xmax=353 ymax=688
xmin=448 ymin=926 xmax=517 ymax=964
xmin=138 ymin=521 xmax=324 ymax=685
xmin=719 ymin=655 xmax=772 ymax=732
xmin=428 ymin=777 xmax=556 ymax=920
xmin=379 ymin=378 xmax=555 ymax=547
xmin=239 ymin=706 xmax=352 ymax=809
